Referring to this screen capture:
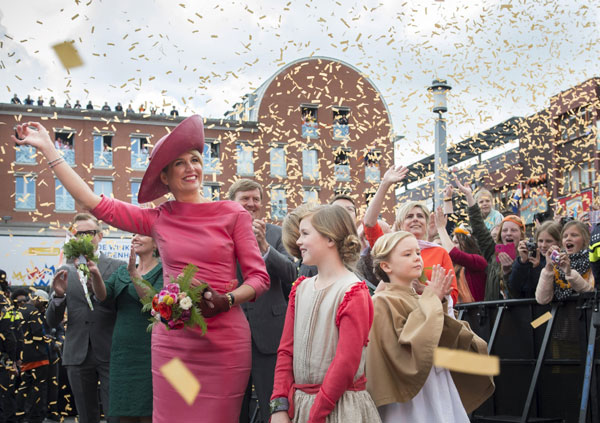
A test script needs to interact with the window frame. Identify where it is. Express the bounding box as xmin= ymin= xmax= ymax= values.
xmin=236 ymin=141 xmax=255 ymax=177
xmin=302 ymin=148 xmax=319 ymax=180
xmin=270 ymin=144 xmax=287 ymax=178
xmin=270 ymin=187 xmax=288 ymax=221
xmin=93 ymin=132 xmax=114 ymax=168
xmin=130 ymin=134 xmax=151 ymax=170
xmin=53 ymin=128 xmax=77 ymax=166
xmin=15 ymin=173 xmax=37 ymax=211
